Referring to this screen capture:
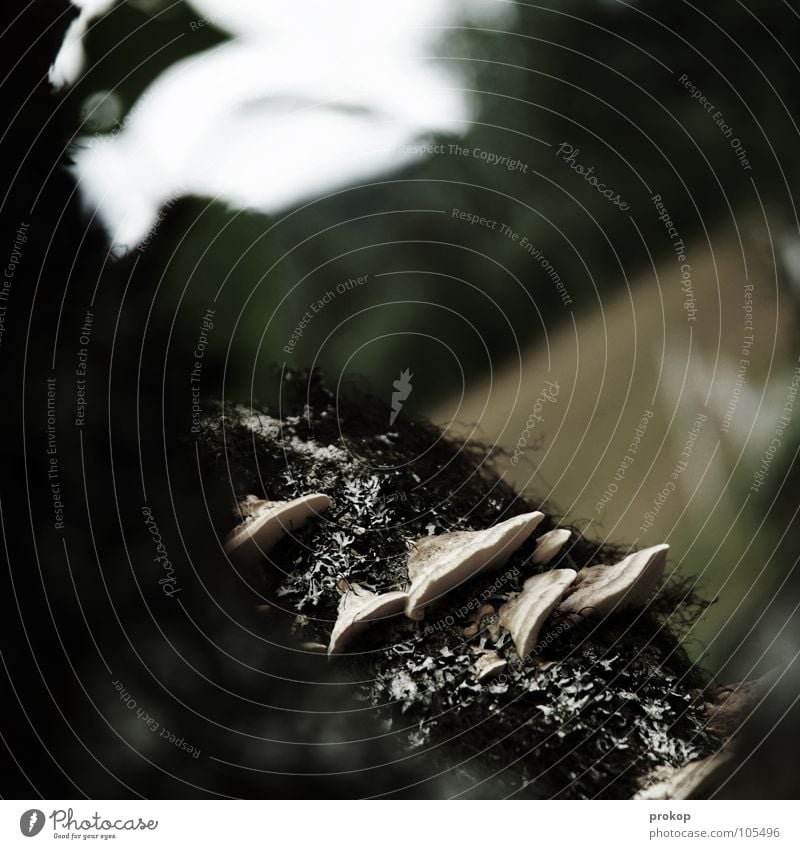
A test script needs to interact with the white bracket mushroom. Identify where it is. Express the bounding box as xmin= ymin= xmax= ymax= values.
xmin=404 ymin=512 xmax=545 ymax=620
xmin=472 ymin=649 xmax=507 ymax=681
xmin=633 ymin=748 xmax=733 ymax=799
xmin=499 ymin=568 xmax=577 ymax=659
xmin=463 ymin=603 xmax=500 ymax=640
xmin=328 ymin=584 xmax=409 ymax=654
xmin=224 ymin=493 xmax=332 ymax=567
xmin=531 ymin=528 xmax=571 ymax=565
xmin=558 ymin=543 xmax=668 ymax=621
